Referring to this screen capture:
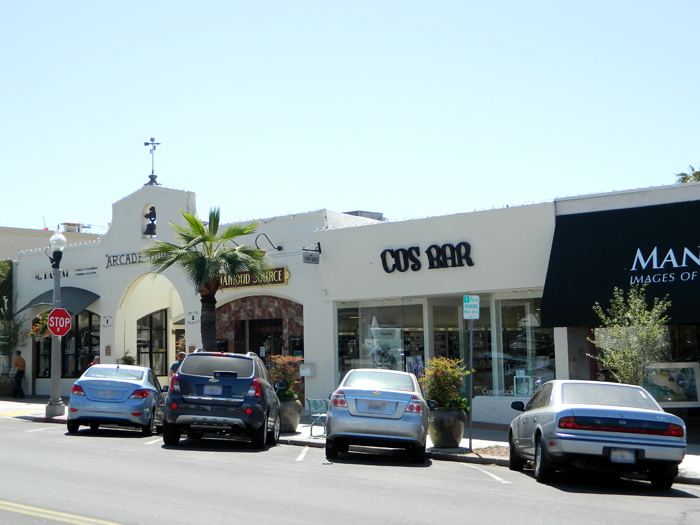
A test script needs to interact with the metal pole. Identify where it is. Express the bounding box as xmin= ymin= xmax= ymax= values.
xmin=468 ymin=318 xmax=474 ymax=452
xmin=46 ymin=262 xmax=65 ymax=417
